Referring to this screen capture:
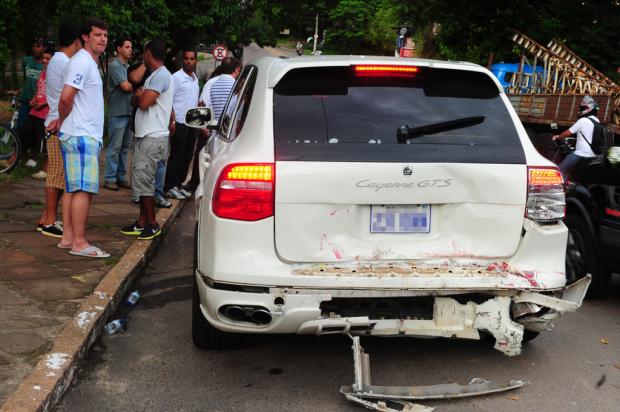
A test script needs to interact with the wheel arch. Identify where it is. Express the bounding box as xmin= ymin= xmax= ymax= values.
xmin=565 ymin=193 xmax=603 ymax=257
